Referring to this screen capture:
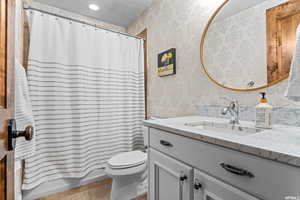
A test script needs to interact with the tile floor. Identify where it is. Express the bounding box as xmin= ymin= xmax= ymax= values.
xmin=36 ymin=178 xmax=147 ymax=200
